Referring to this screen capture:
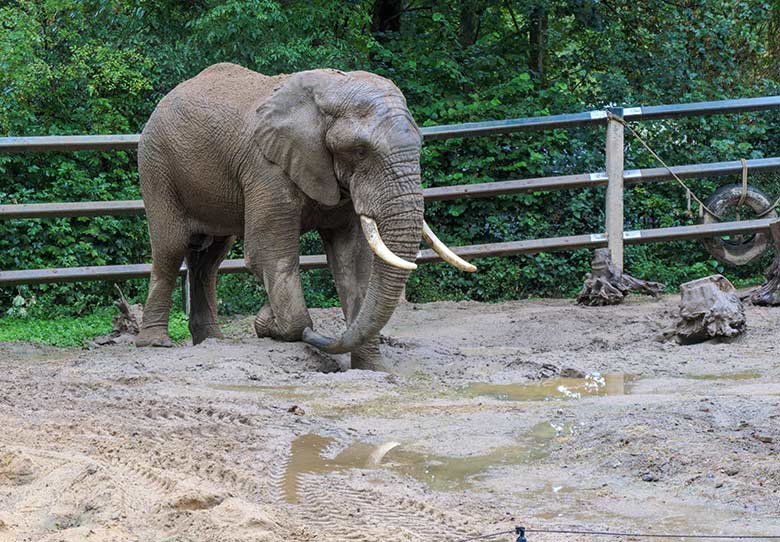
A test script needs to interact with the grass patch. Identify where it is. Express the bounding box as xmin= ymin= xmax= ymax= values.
xmin=0 ymin=308 xmax=191 ymax=348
